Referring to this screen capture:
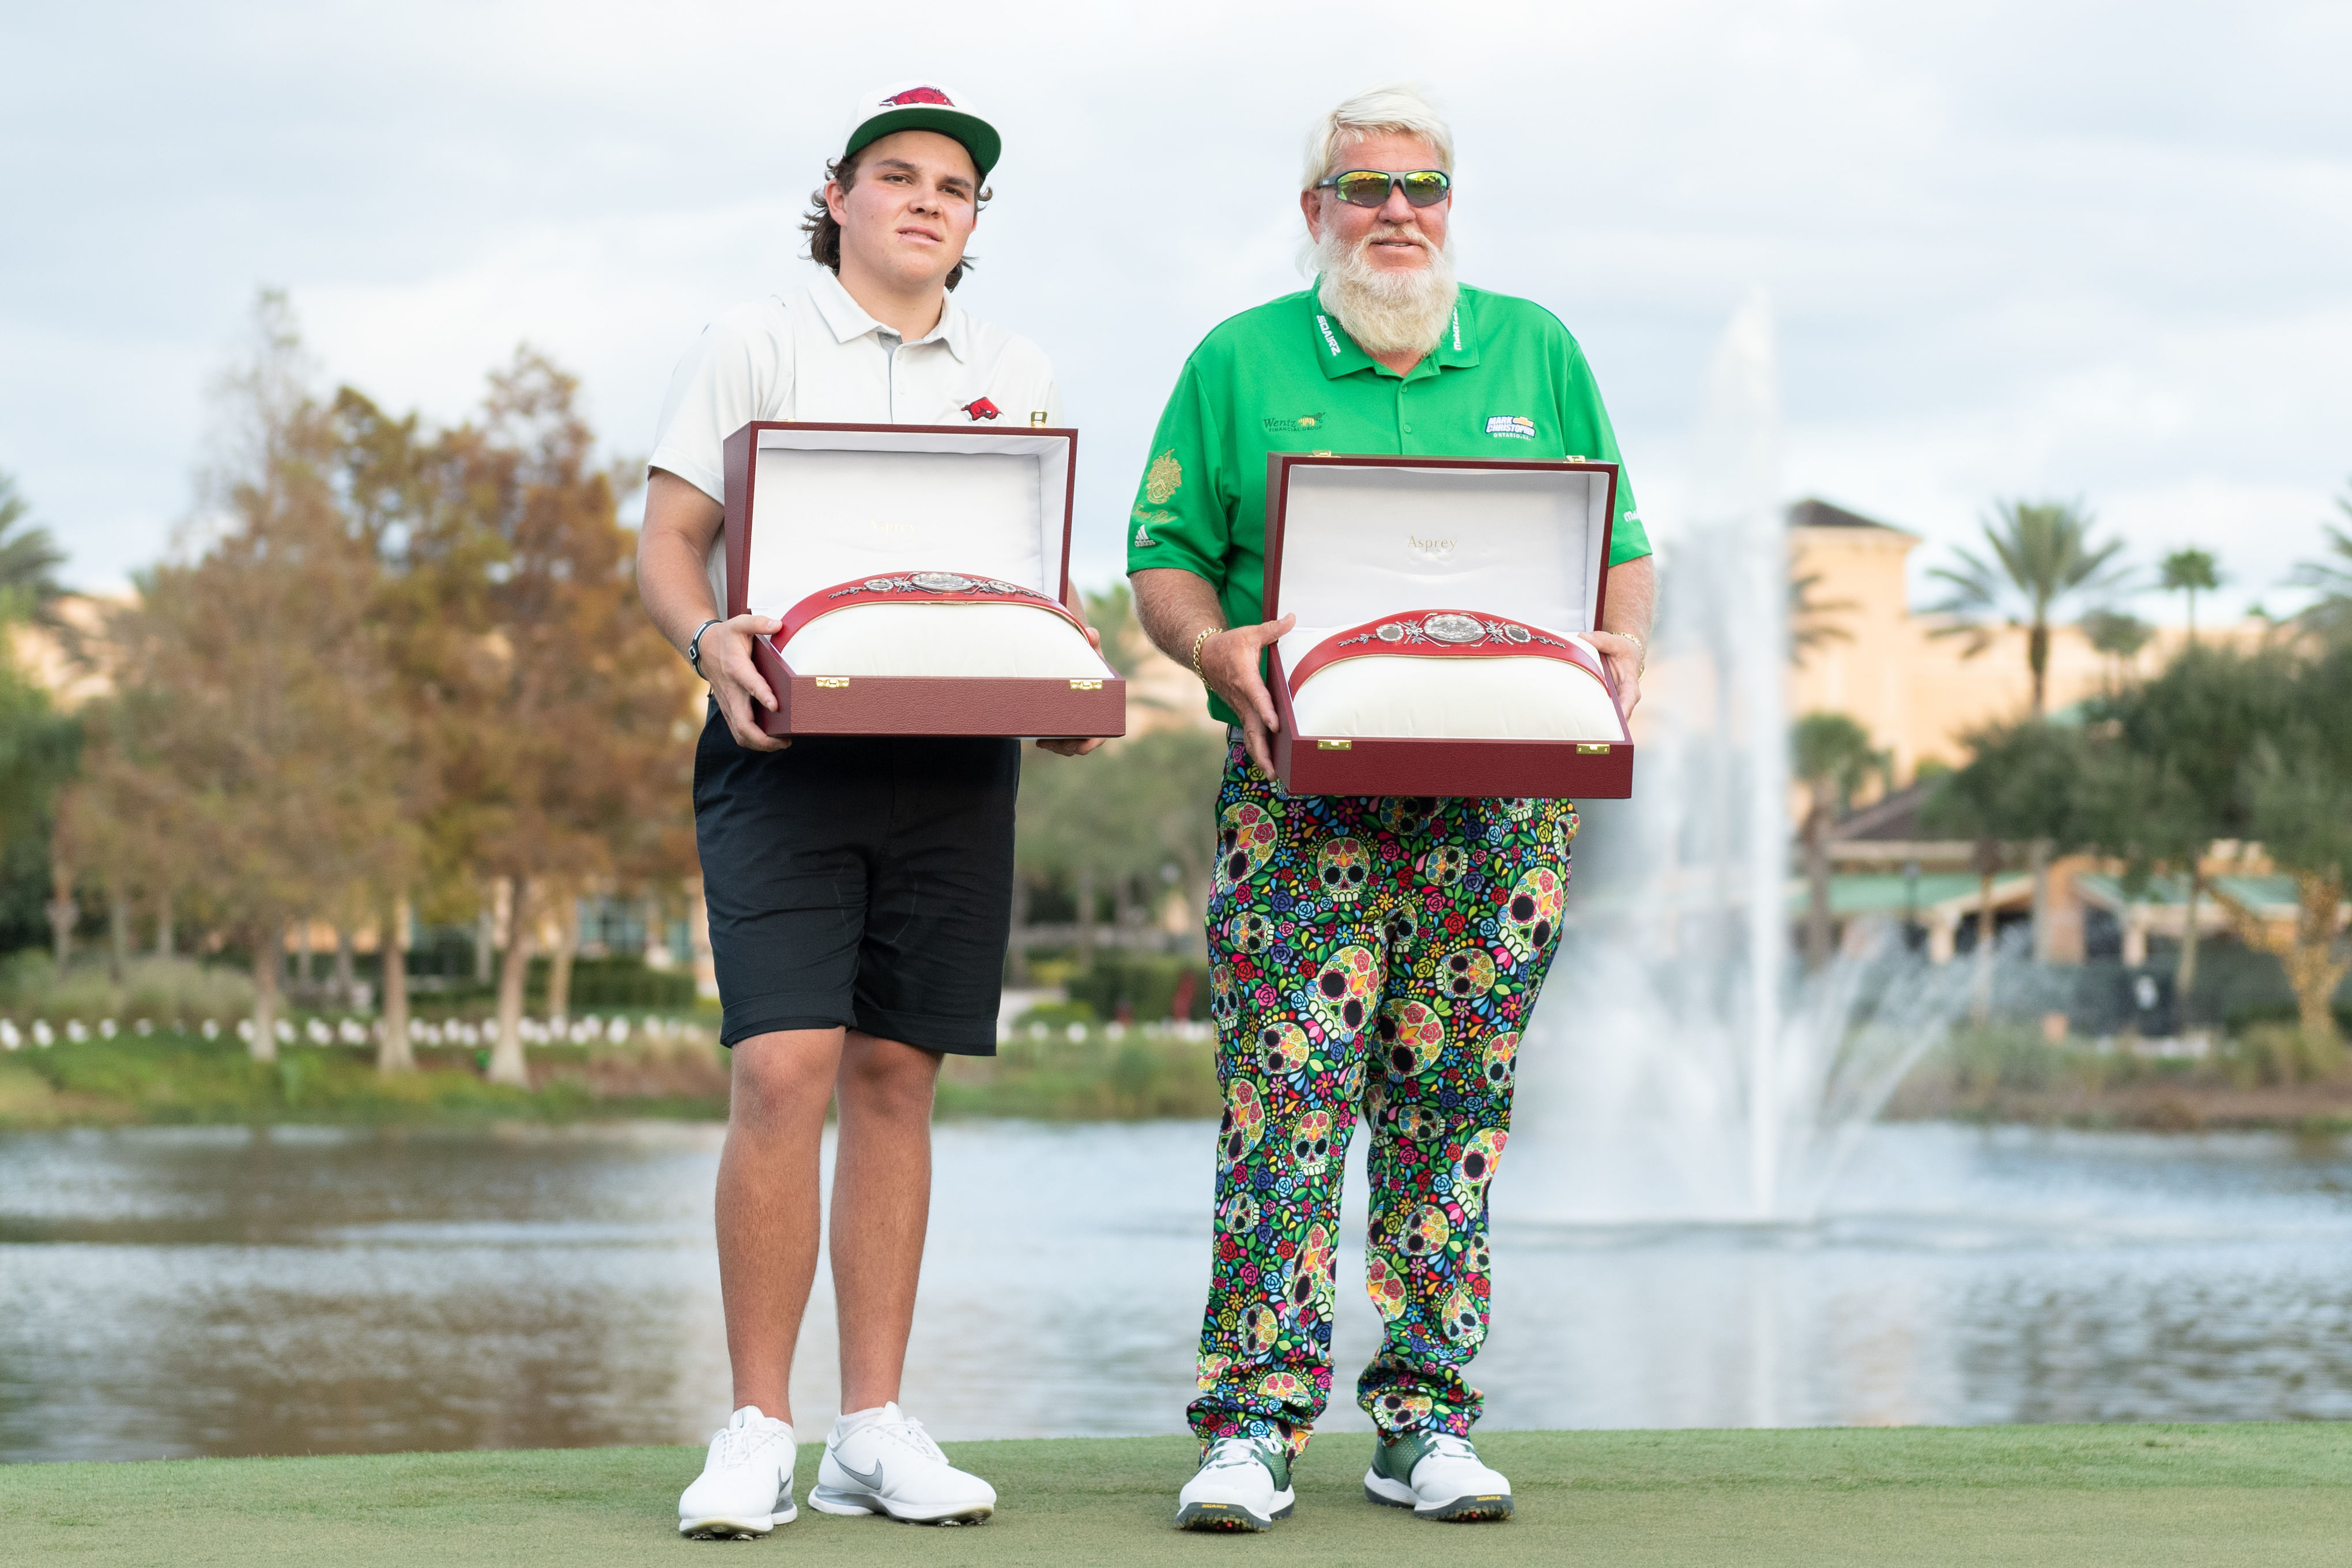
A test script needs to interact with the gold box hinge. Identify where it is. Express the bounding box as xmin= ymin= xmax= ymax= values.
xmin=815 ymin=677 xmax=850 ymax=689
xmin=1317 ymin=739 xmax=1352 ymax=751
xmin=1576 ymin=742 xmax=1612 ymax=755
xmin=1069 ymin=679 xmax=1103 ymax=691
